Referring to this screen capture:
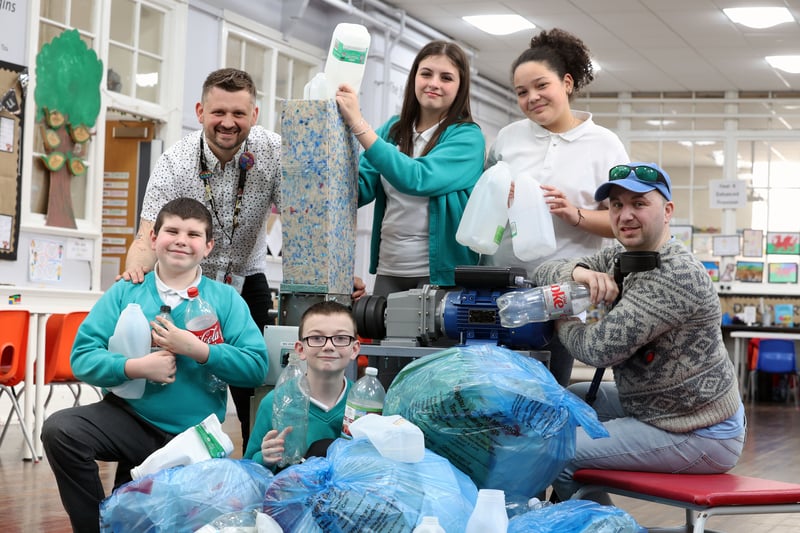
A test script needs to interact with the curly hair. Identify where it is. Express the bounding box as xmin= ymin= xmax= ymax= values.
xmin=511 ymin=28 xmax=594 ymax=97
